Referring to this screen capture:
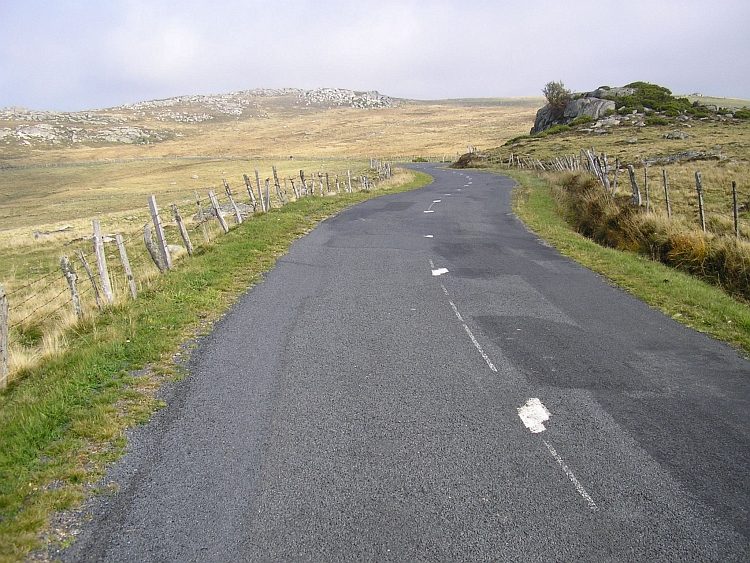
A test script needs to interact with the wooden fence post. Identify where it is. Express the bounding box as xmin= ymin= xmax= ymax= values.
xmin=0 ymin=283 xmax=9 ymax=390
xmin=325 ymin=173 xmax=331 ymax=193
xmin=732 ymin=181 xmax=740 ymax=238
xmin=611 ymin=158 xmax=620 ymax=197
xmin=264 ymin=179 xmax=272 ymax=208
xmin=695 ymin=171 xmax=706 ymax=232
xmin=143 ymin=225 xmax=168 ymax=273
xmin=147 ymin=196 xmax=173 ymax=270
xmin=171 ymin=205 xmax=194 ymax=256
xmin=60 ymin=255 xmax=83 ymax=318
xmin=347 ymin=170 xmax=352 ymax=193
xmin=115 ymin=235 xmax=138 ymax=300
xmin=273 ymin=167 xmax=285 ymax=204
xmin=644 ymin=168 xmax=650 ymax=213
xmin=92 ymin=220 xmax=114 ymax=305
xmin=300 ymin=170 xmax=308 ymax=196
xmin=627 ymin=165 xmax=642 ymax=207
xmin=223 ymin=179 xmax=243 ymax=224
xmin=75 ymin=250 xmax=103 ymax=311
xmin=243 ymin=174 xmax=258 ymax=211
xmin=255 ymin=169 xmax=266 ymax=212
xmin=195 ymin=191 xmax=210 ymax=243
xmin=290 ymin=177 xmax=300 ymax=200
xmin=663 ymin=169 xmax=672 ymax=219
xmin=208 ymin=190 xmax=230 ymax=233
